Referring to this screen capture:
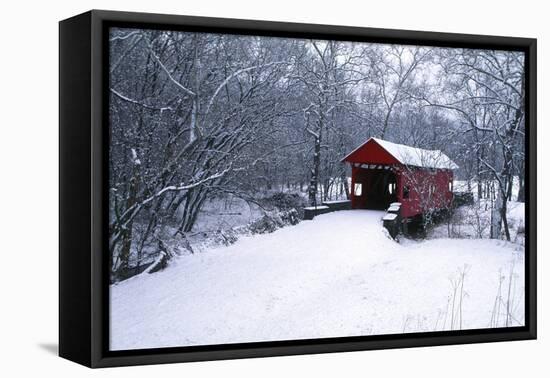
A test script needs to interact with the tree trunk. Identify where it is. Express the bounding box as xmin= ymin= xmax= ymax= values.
xmin=490 ymin=193 xmax=502 ymax=239
xmin=117 ymin=170 xmax=139 ymax=275
xmin=506 ymin=174 xmax=514 ymax=201
xmin=477 ymin=179 xmax=483 ymax=200
xmin=341 ymin=170 xmax=350 ymax=200
xmin=323 ymin=178 xmax=330 ymax=201
xmin=517 ymin=171 xmax=525 ymax=202
xmin=500 ymin=194 xmax=511 ymax=241
xmin=308 ymin=134 xmax=321 ymax=206
xmin=178 ymin=187 xmax=206 ymax=234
